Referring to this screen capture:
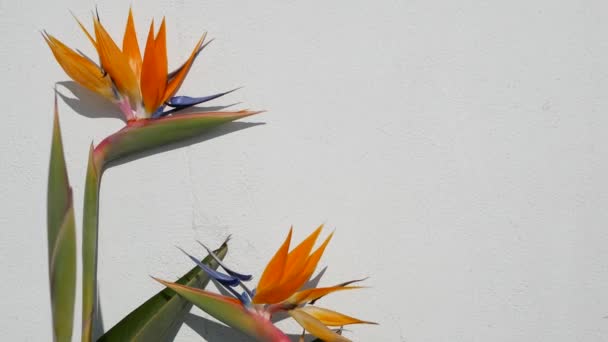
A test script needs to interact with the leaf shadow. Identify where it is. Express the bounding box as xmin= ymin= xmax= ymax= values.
xmin=162 ymin=310 xmax=191 ymax=342
xmin=92 ymin=284 xmax=105 ymax=340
